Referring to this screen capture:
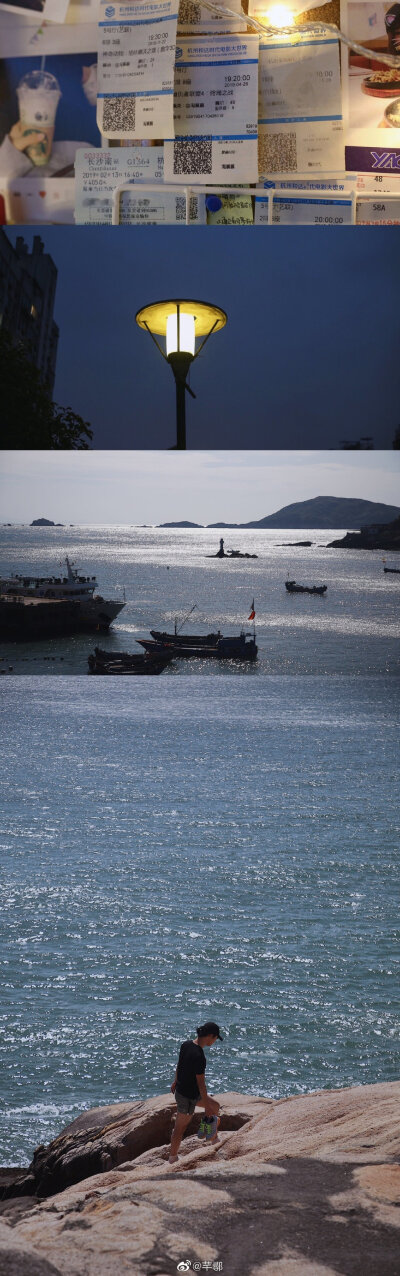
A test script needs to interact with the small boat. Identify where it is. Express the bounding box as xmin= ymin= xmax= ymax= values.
xmin=139 ymin=630 xmax=258 ymax=662
xmin=88 ymin=646 xmax=173 ymax=675
xmin=285 ymin=580 xmax=327 ymax=595
xmin=383 ymin=567 xmax=400 ymax=574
